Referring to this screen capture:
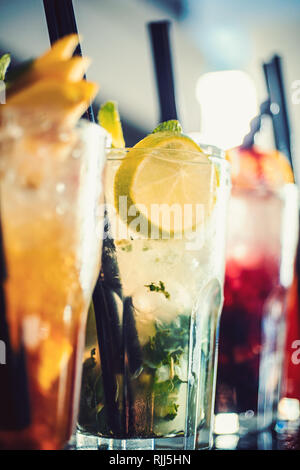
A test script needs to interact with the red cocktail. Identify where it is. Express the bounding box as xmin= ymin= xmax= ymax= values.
xmin=215 ymin=146 xmax=298 ymax=434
